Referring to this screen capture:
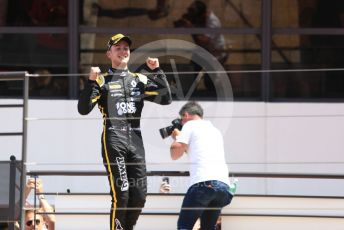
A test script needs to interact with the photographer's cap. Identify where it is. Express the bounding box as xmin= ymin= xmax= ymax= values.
xmin=107 ymin=34 xmax=132 ymax=50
